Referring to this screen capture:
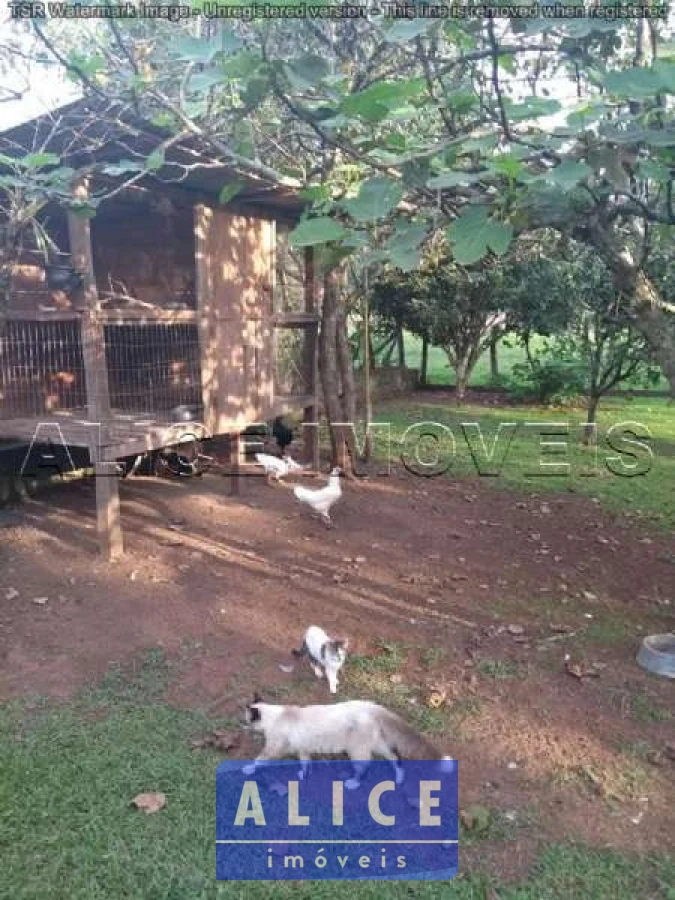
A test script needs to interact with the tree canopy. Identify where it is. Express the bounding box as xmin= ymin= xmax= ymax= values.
xmin=1 ymin=8 xmax=674 ymax=388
